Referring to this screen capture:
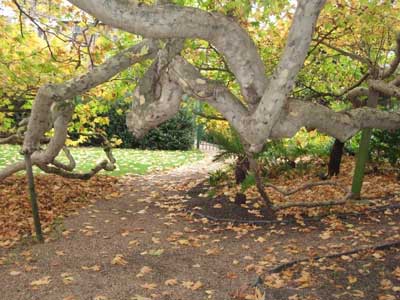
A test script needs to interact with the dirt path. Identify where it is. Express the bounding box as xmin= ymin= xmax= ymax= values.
xmin=0 ymin=154 xmax=399 ymax=300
